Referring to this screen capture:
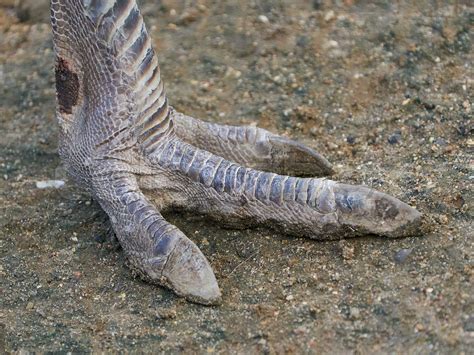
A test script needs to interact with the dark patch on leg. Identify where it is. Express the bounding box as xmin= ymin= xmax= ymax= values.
xmin=55 ymin=57 xmax=79 ymax=114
